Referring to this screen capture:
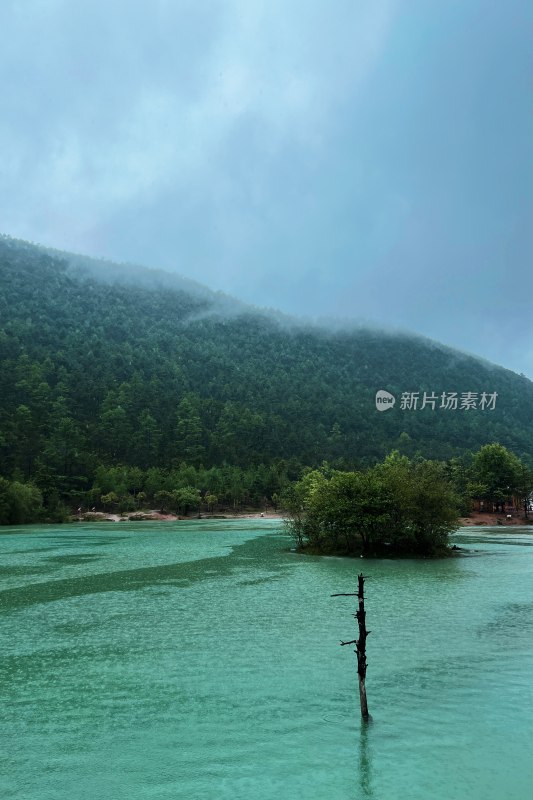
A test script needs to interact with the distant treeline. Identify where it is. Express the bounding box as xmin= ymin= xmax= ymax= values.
xmin=2 ymin=236 xmax=533 ymax=523
xmin=0 ymin=463 xmax=289 ymax=524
